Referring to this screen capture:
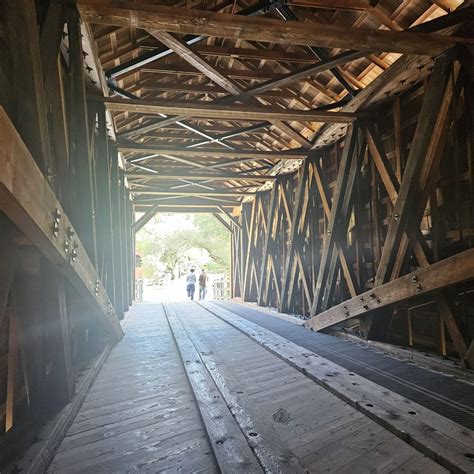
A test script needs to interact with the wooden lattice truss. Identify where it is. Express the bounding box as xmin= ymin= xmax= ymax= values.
xmin=77 ymin=0 xmax=470 ymax=214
